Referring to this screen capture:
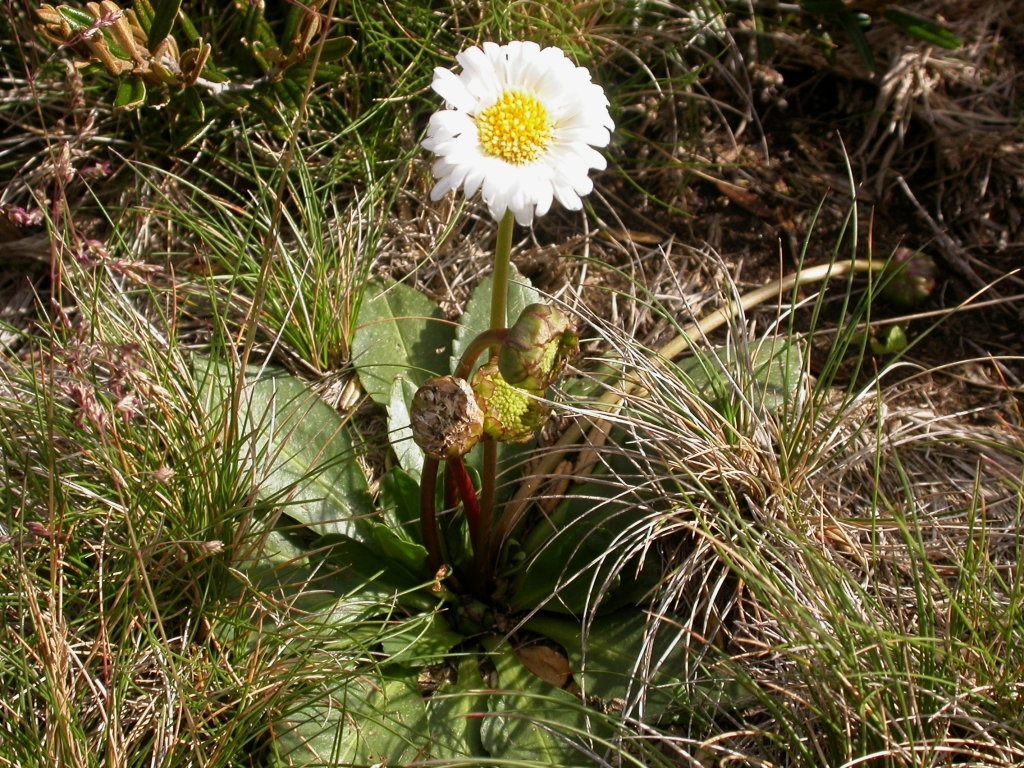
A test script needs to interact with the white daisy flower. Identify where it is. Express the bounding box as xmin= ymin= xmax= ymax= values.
xmin=422 ymin=41 xmax=614 ymax=226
